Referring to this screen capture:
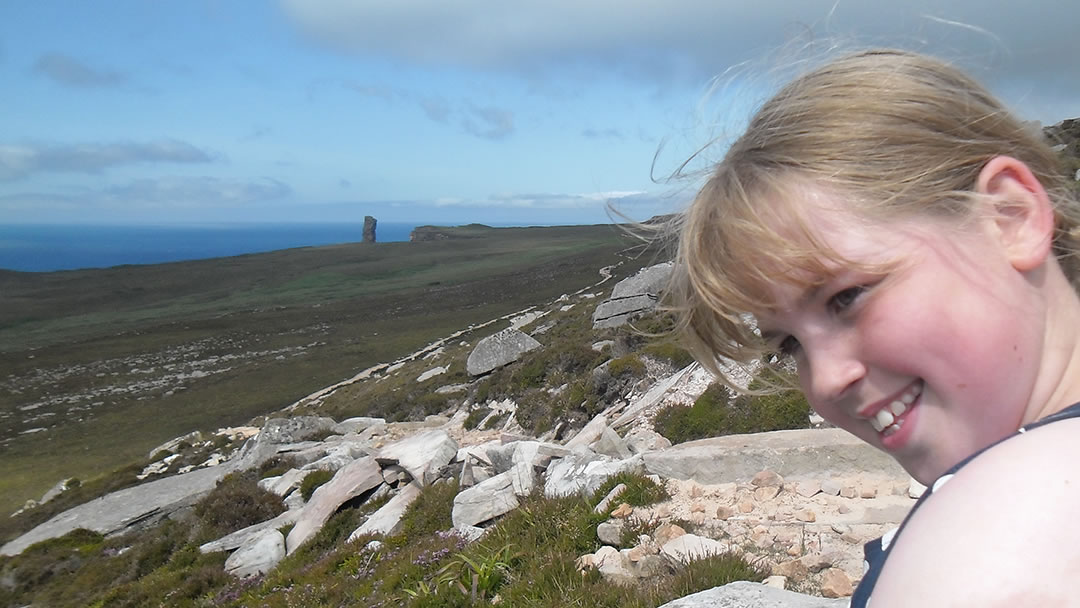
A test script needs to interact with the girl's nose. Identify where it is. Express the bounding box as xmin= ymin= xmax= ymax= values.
xmin=802 ymin=336 xmax=865 ymax=403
